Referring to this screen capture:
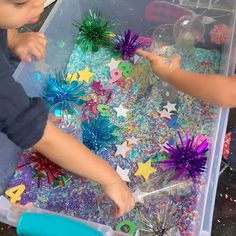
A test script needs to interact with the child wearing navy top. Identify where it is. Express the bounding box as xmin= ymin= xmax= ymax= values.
xmin=0 ymin=0 xmax=134 ymax=216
